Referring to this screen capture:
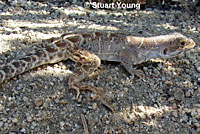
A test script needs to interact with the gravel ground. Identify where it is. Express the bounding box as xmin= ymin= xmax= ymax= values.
xmin=0 ymin=1 xmax=200 ymax=134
